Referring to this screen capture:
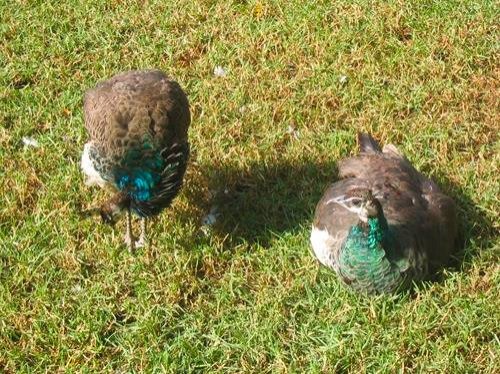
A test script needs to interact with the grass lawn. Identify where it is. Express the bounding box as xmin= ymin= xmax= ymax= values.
xmin=1 ymin=0 xmax=499 ymax=372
